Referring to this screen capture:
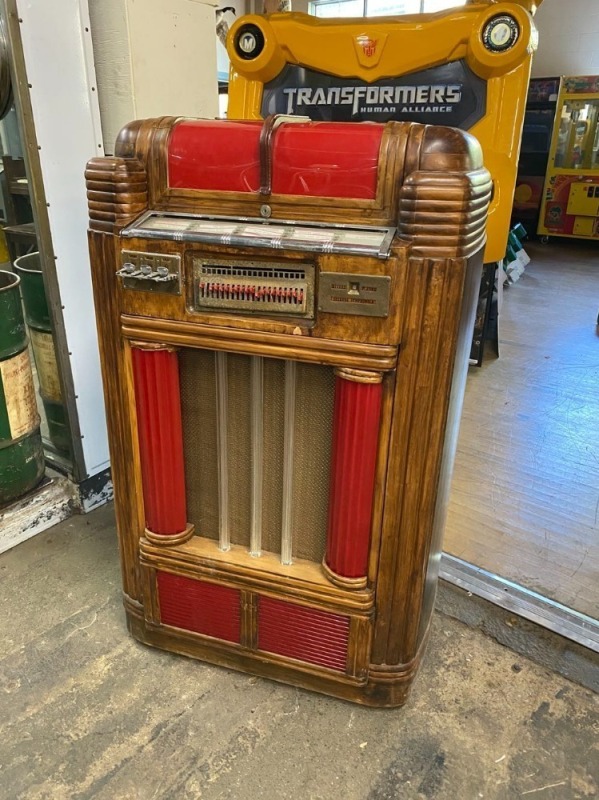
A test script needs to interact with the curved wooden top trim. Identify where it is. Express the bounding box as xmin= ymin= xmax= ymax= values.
xmin=87 ymin=117 xmax=490 ymax=260
xmin=399 ymin=125 xmax=492 ymax=258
